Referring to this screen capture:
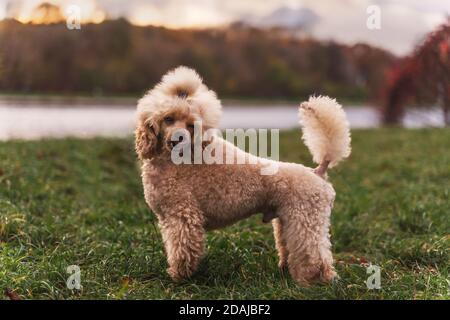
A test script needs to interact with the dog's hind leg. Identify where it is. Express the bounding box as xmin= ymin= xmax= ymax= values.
xmin=279 ymin=201 xmax=336 ymax=285
xmin=272 ymin=218 xmax=288 ymax=269
xmin=159 ymin=205 xmax=205 ymax=281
